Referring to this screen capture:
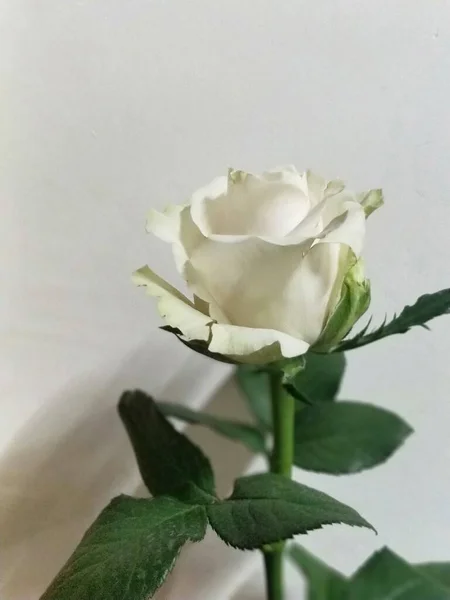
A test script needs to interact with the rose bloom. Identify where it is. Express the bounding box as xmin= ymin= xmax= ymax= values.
xmin=134 ymin=167 xmax=382 ymax=364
